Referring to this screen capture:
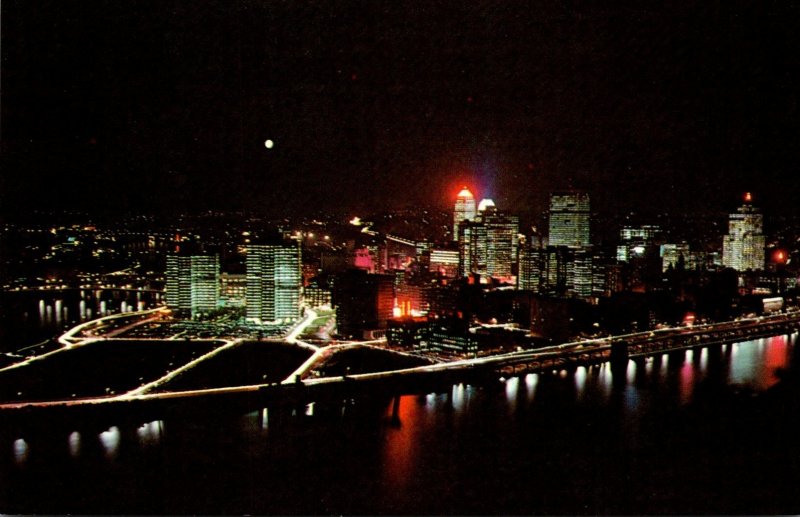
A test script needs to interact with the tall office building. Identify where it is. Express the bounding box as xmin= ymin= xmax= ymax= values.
xmin=722 ymin=193 xmax=765 ymax=272
xmin=456 ymin=200 xmax=519 ymax=281
xmin=458 ymin=220 xmax=487 ymax=278
xmin=548 ymin=191 xmax=590 ymax=248
xmin=166 ymin=254 xmax=220 ymax=318
xmin=453 ymin=187 xmax=477 ymax=240
xmin=518 ymin=238 xmax=544 ymax=292
xmin=481 ymin=206 xmax=519 ymax=280
xmin=246 ymin=242 xmax=302 ymax=323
